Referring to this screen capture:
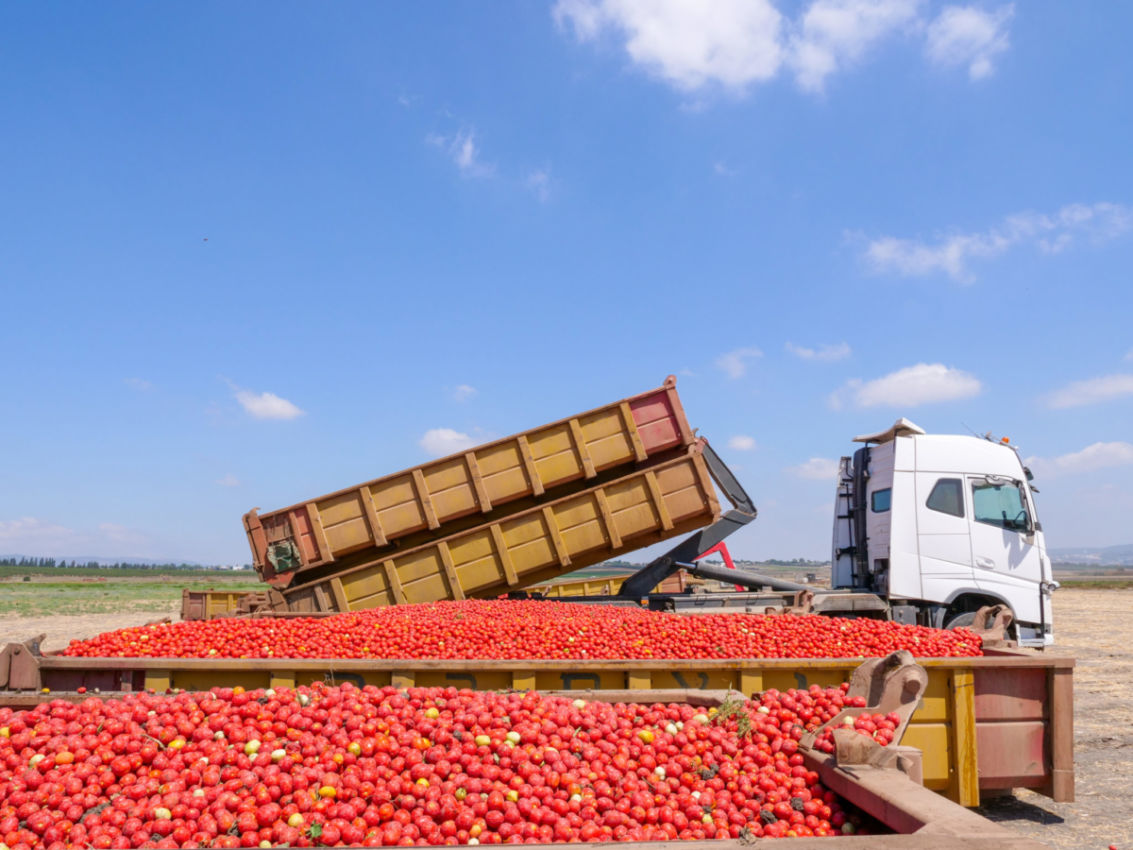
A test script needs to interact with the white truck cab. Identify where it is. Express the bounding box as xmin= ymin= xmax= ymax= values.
xmin=832 ymin=419 xmax=1056 ymax=647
